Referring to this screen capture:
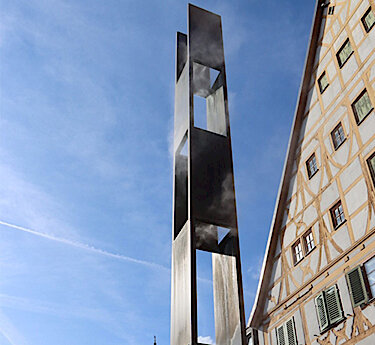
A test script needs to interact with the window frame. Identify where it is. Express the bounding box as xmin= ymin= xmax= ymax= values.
xmin=330 ymin=200 xmax=346 ymax=230
xmin=291 ymin=228 xmax=316 ymax=266
xmin=303 ymin=228 xmax=316 ymax=255
xmin=275 ymin=317 xmax=297 ymax=345
xmin=328 ymin=6 xmax=335 ymax=15
xmin=351 ymin=89 xmax=374 ymax=125
xmin=314 ymin=285 xmax=344 ymax=333
xmin=330 ymin=122 xmax=346 ymax=151
xmin=336 ymin=38 xmax=353 ymax=68
xmin=292 ymin=239 xmax=304 ymax=266
xmin=318 ymin=71 xmax=329 ymax=94
xmin=367 ymin=151 xmax=375 ymax=187
xmin=361 ymin=7 xmax=375 ymax=33
xmin=306 ymin=153 xmax=318 ymax=179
